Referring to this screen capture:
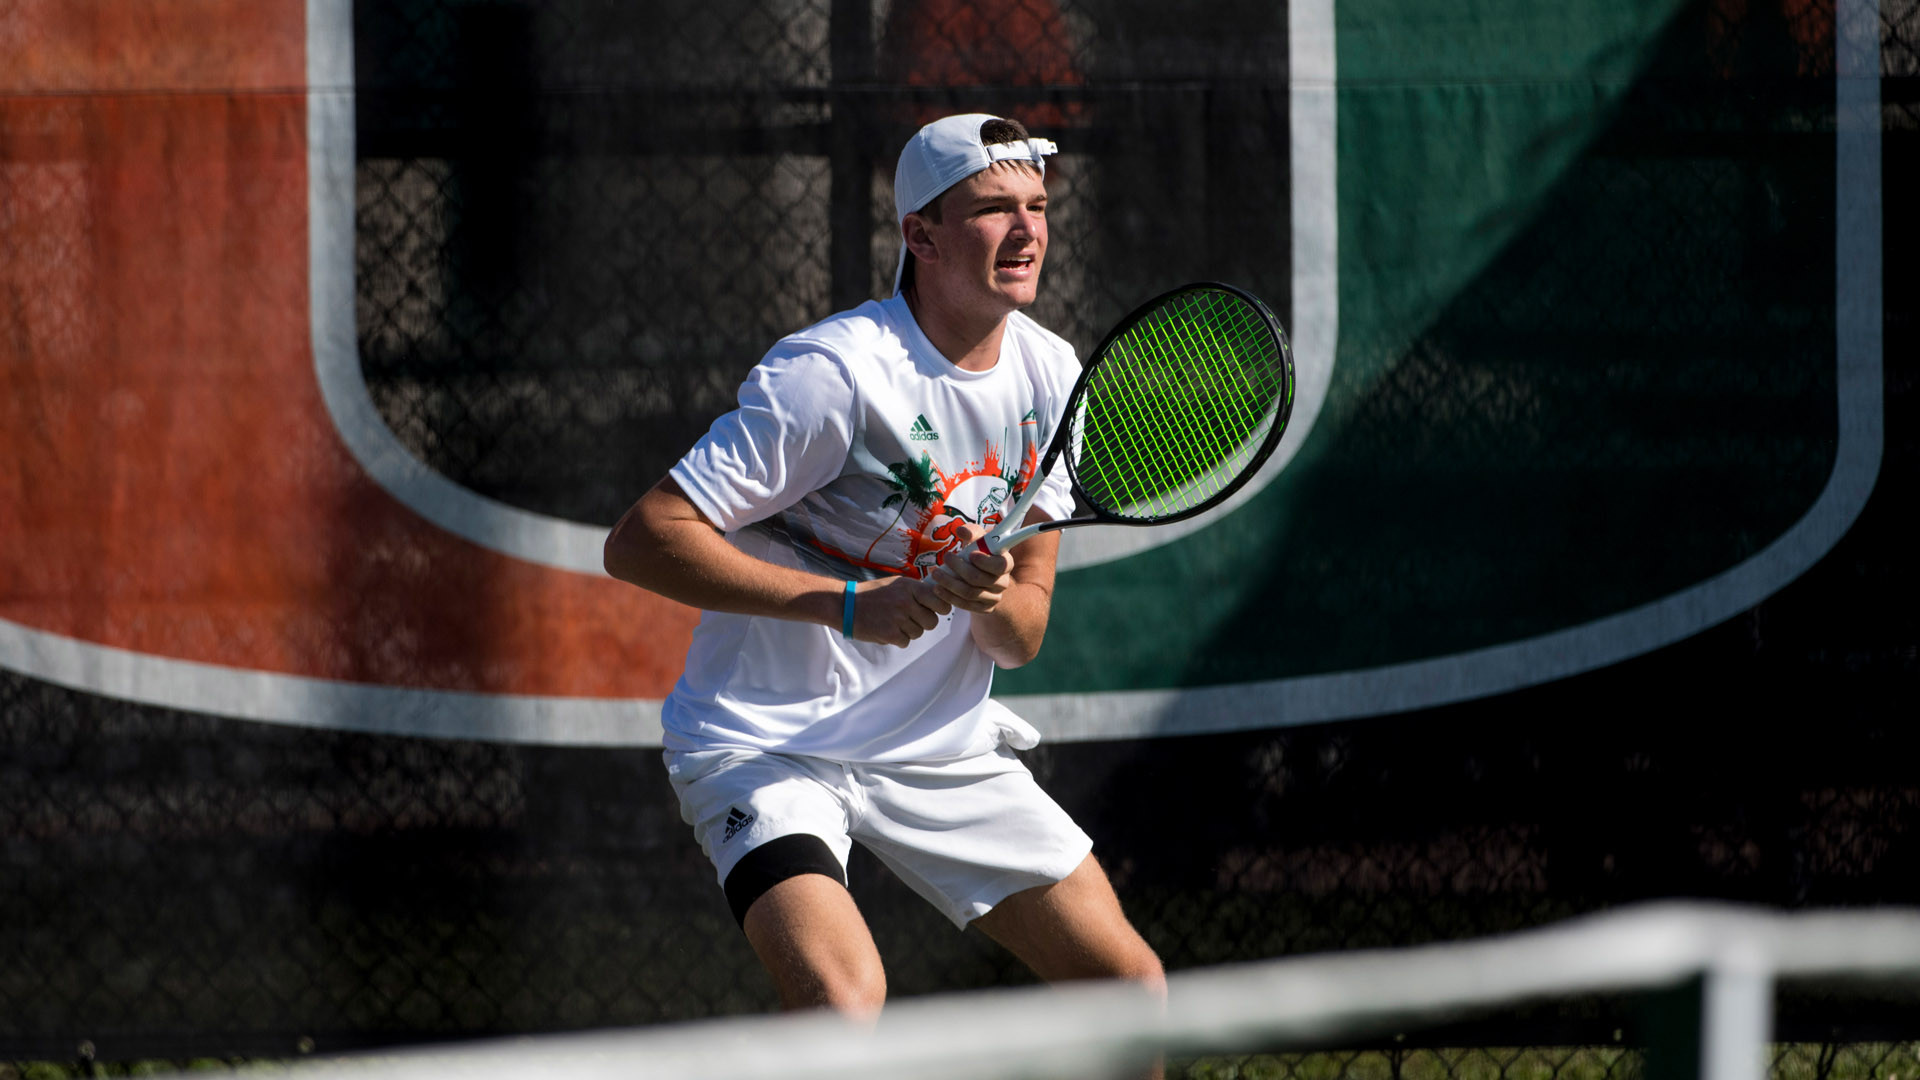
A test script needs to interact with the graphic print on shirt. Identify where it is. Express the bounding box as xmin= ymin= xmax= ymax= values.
xmin=824 ymin=414 xmax=1042 ymax=579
